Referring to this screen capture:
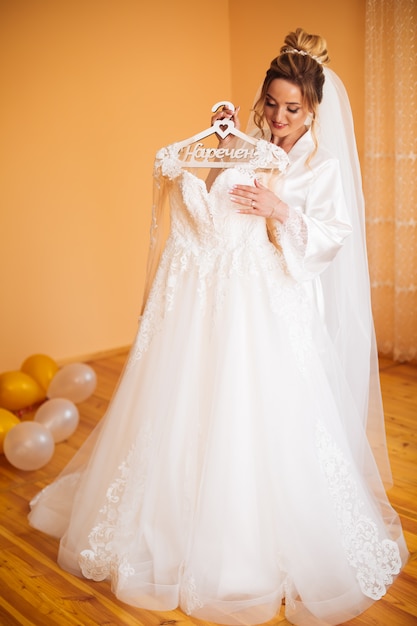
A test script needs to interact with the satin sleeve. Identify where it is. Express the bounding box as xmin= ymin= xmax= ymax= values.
xmin=274 ymin=157 xmax=352 ymax=282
